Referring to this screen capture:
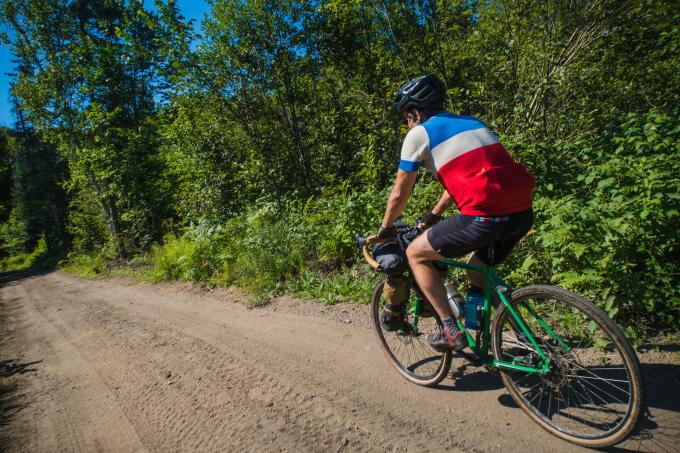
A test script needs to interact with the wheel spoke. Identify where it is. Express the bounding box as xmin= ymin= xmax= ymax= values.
xmin=373 ymin=281 xmax=451 ymax=385
xmin=572 ymin=375 xmax=629 ymax=408
xmin=567 ymin=374 xmax=630 ymax=391
xmin=492 ymin=287 xmax=642 ymax=446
